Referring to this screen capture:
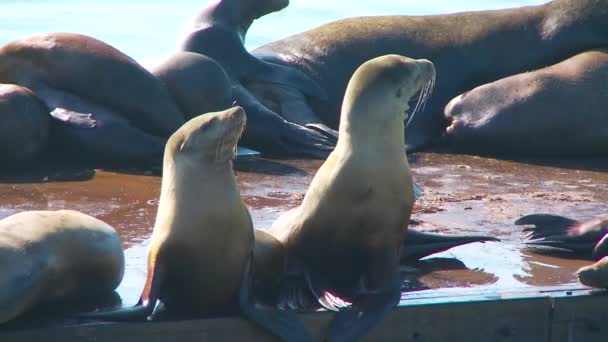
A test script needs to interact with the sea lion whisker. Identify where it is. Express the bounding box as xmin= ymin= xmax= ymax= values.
xmin=407 ymin=83 xmax=428 ymax=127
